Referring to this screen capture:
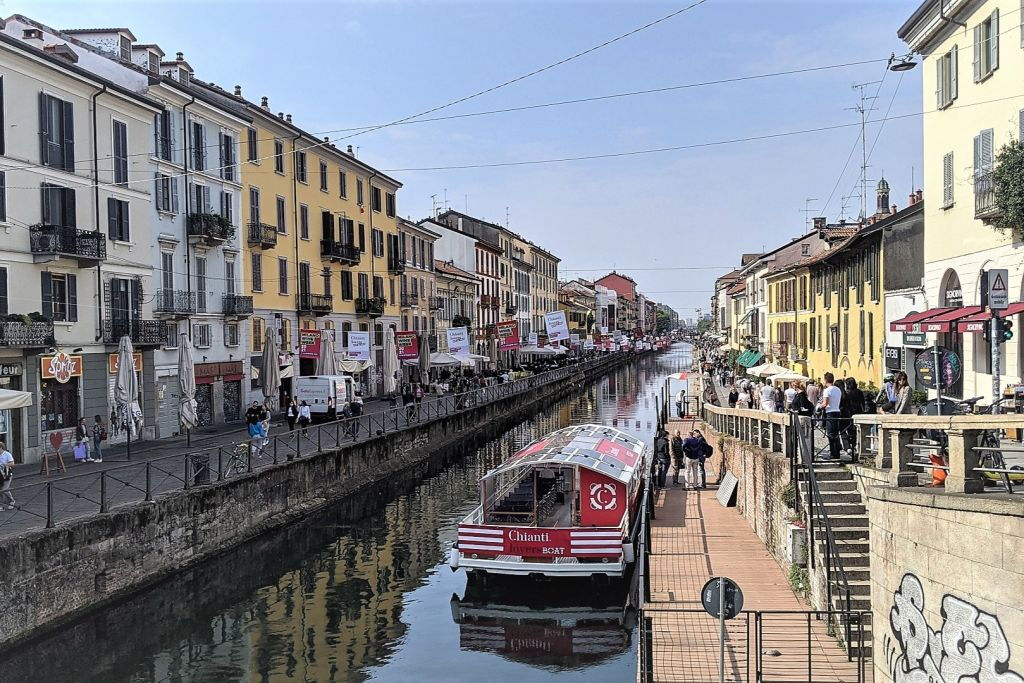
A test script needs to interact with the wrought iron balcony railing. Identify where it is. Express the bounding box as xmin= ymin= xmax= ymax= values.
xmin=0 ymin=320 xmax=55 ymax=347
xmin=30 ymin=224 xmax=106 ymax=264
xmin=975 ymin=171 xmax=1000 ymax=220
xmin=355 ymin=297 xmax=386 ymax=317
xmin=298 ymin=293 xmax=333 ymax=316
xmin=428 ymin=296 xmax=443 ymax=311
xmin=188 ymin=213 xmax=235 ymax=243
xmin=101 ymin=318 xmax=165 ymax=345
xmin=222 ymin=294 xmax=254 ymax=317
xmin=400 ymin=292 xmax=418 ymax=308
xmin=247 ymin=222 xmax=278 ymax=249
xmin=388 ymin=256 xmax=406 ymax=274
xmin=320 ymin=240 xmax=360 ymax=264
xmin=154 ymin=289 xmax=197 ymax=317
xmin=504 ymin=303 xmax=518 ymax=316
